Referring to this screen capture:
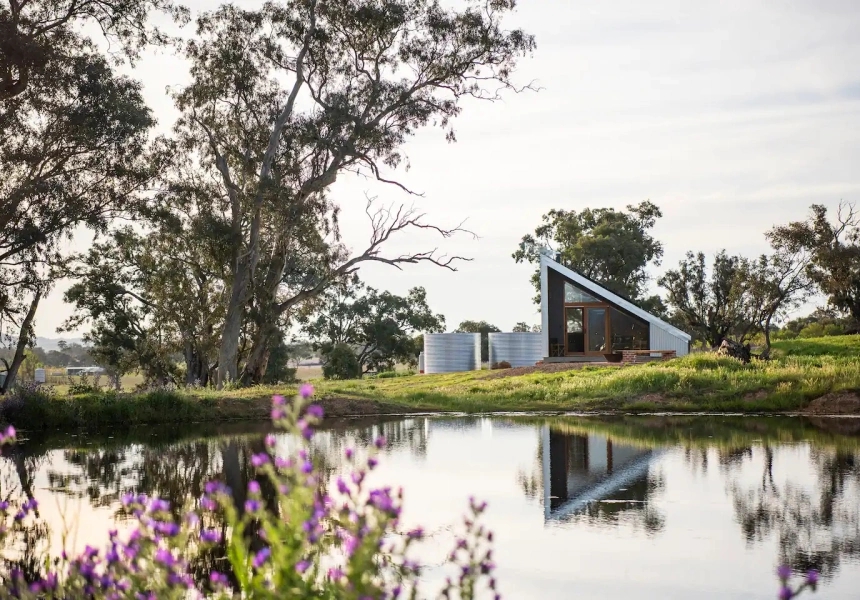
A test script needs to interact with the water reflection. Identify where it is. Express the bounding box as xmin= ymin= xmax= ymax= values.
xmin=1 ymin=415 xmax=859 ymax=598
